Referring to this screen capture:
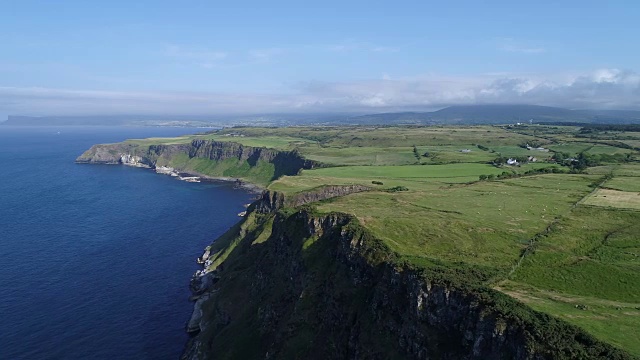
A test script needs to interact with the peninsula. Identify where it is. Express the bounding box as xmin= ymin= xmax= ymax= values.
xmin=78 ymin=124 xmax=640 ymax=359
